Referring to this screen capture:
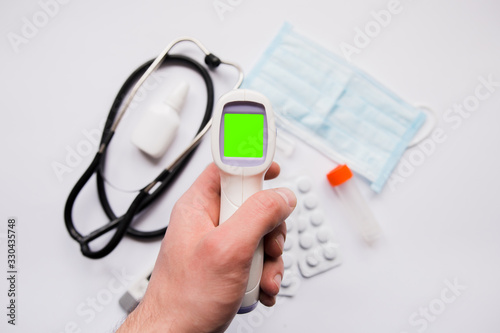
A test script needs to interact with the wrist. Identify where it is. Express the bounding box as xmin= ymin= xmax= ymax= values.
xmin=117 ymin=295 xmax=184 ymax=333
